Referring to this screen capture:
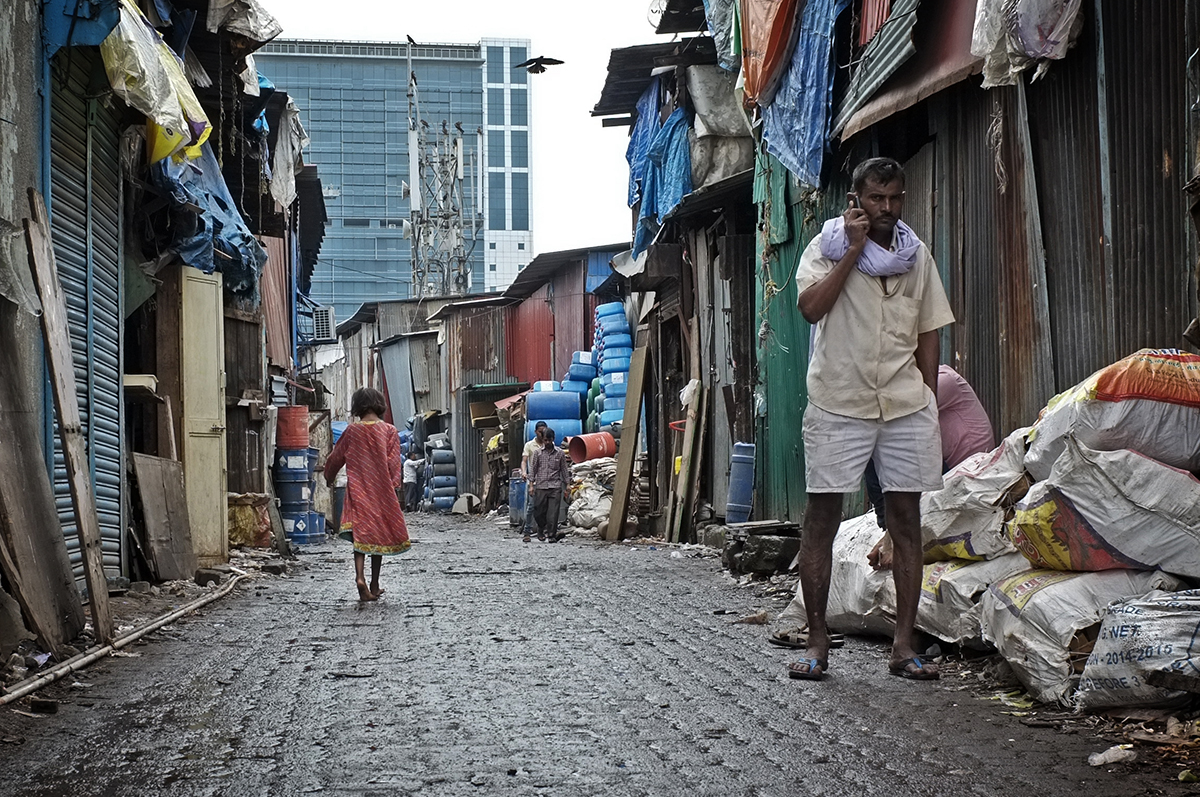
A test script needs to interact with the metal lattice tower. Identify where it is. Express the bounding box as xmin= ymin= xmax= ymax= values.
xmin=406 ymin=42 xmax=481 ymax=298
